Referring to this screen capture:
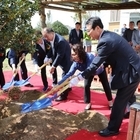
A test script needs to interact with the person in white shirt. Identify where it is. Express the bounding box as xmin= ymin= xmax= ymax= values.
xmin=32 ymin=30 xmax=52 ymax=92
